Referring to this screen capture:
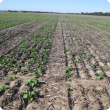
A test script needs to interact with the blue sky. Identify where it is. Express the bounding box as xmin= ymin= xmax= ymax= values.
xmin=0 ymin=0 xmax=110 ymax=13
